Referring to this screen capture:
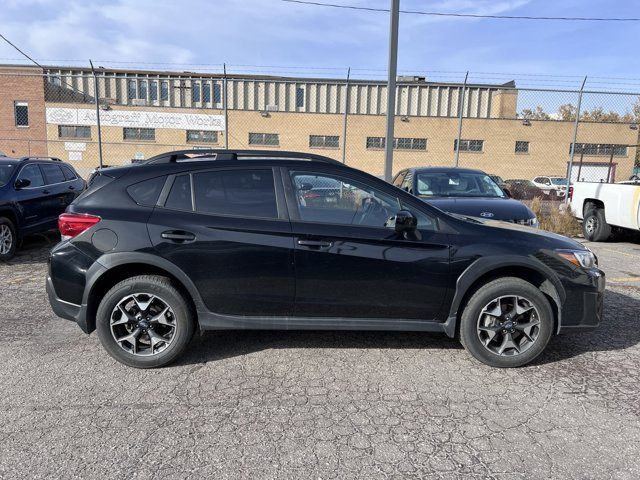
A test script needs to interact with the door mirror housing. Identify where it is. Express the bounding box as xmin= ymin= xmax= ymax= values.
xmin=14 ymin=178 xmax=31 ymax=190
xmin=393 ymin=210 xmax=417 ymax=235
